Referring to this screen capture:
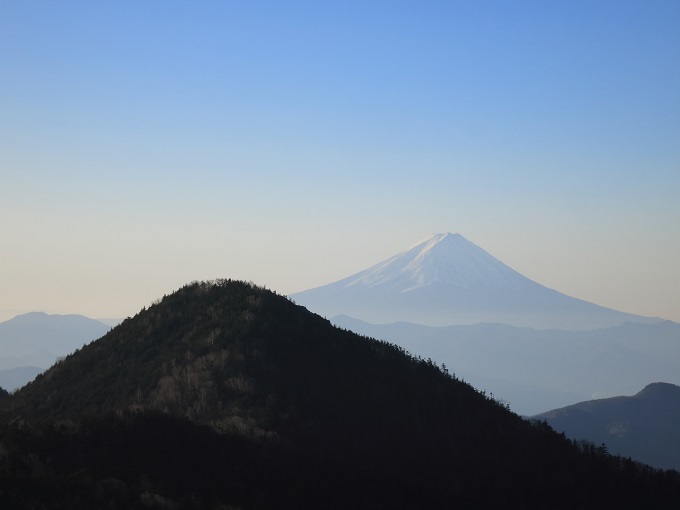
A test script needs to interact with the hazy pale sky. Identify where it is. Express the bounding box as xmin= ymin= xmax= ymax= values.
xmin=2 ymin=1 xmax=679 ymax=323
